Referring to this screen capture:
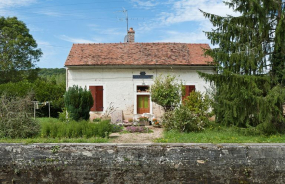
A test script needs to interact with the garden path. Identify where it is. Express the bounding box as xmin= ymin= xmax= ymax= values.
xmin=109 ymin=126 xmax=163 ymax=143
